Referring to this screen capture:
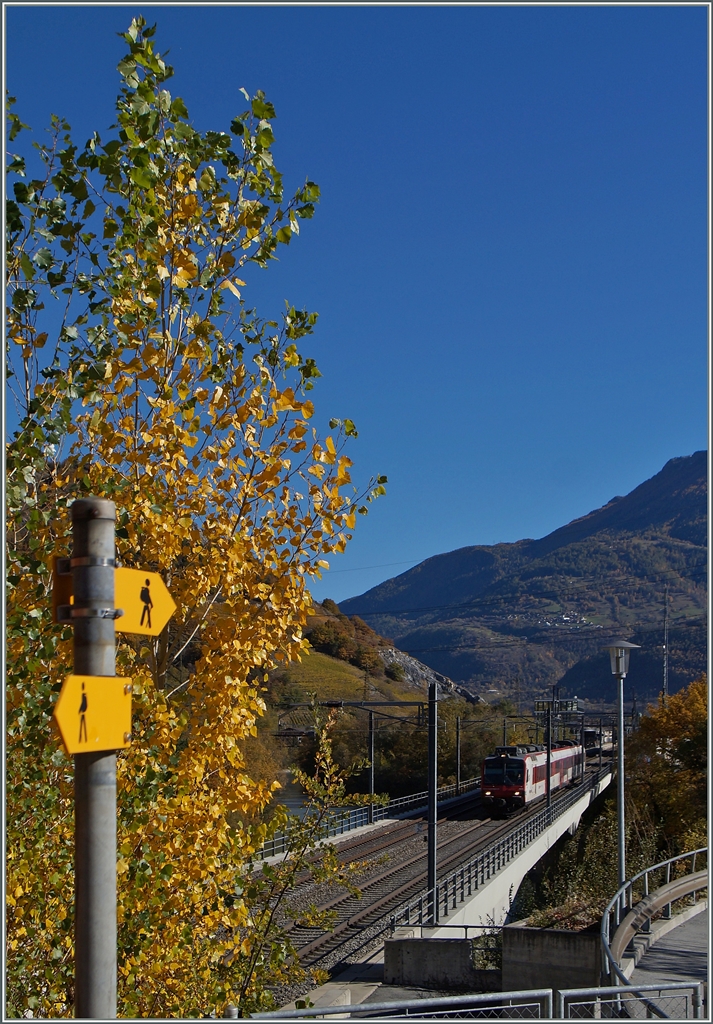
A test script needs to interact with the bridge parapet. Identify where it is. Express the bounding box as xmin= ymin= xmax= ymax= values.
xmin=390 ymin=767 xmax=612 ymax=932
